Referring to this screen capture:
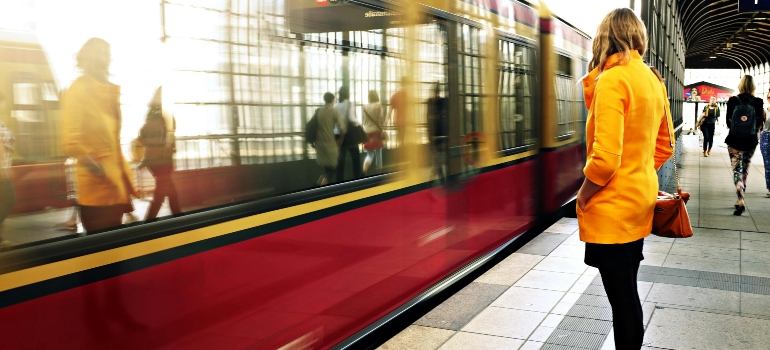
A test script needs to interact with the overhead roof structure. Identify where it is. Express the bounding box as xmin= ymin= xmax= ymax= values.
xmin=680 ymin=0 xmax=770 ymax=69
